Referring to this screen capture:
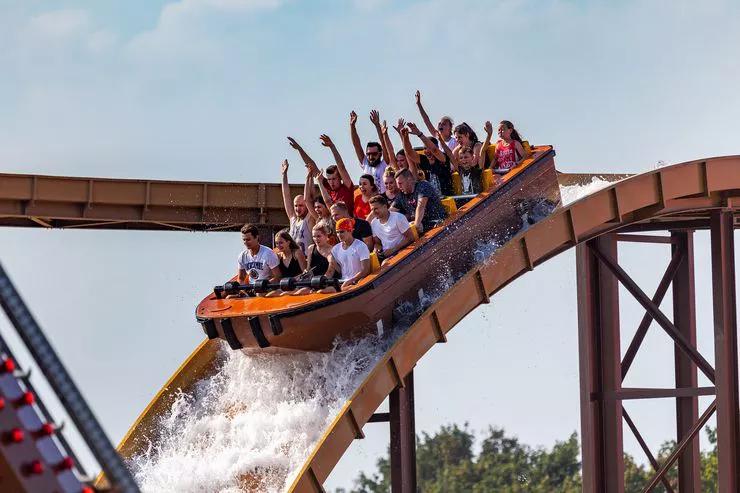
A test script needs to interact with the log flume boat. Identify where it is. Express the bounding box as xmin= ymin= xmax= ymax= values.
xmin=96 ymin=154 xmax=740 ymax=492
xmin=196 ymin=145 xmax=560 ymax=351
